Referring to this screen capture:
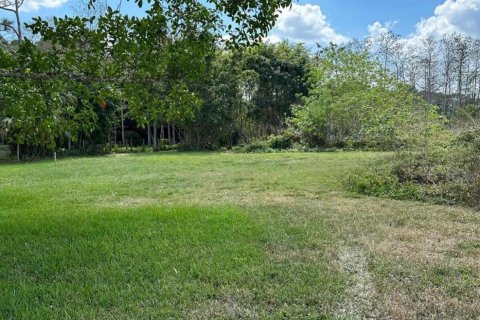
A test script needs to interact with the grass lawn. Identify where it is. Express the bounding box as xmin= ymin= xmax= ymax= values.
xmin=1 ymin=151 xmax=479 ymax=319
